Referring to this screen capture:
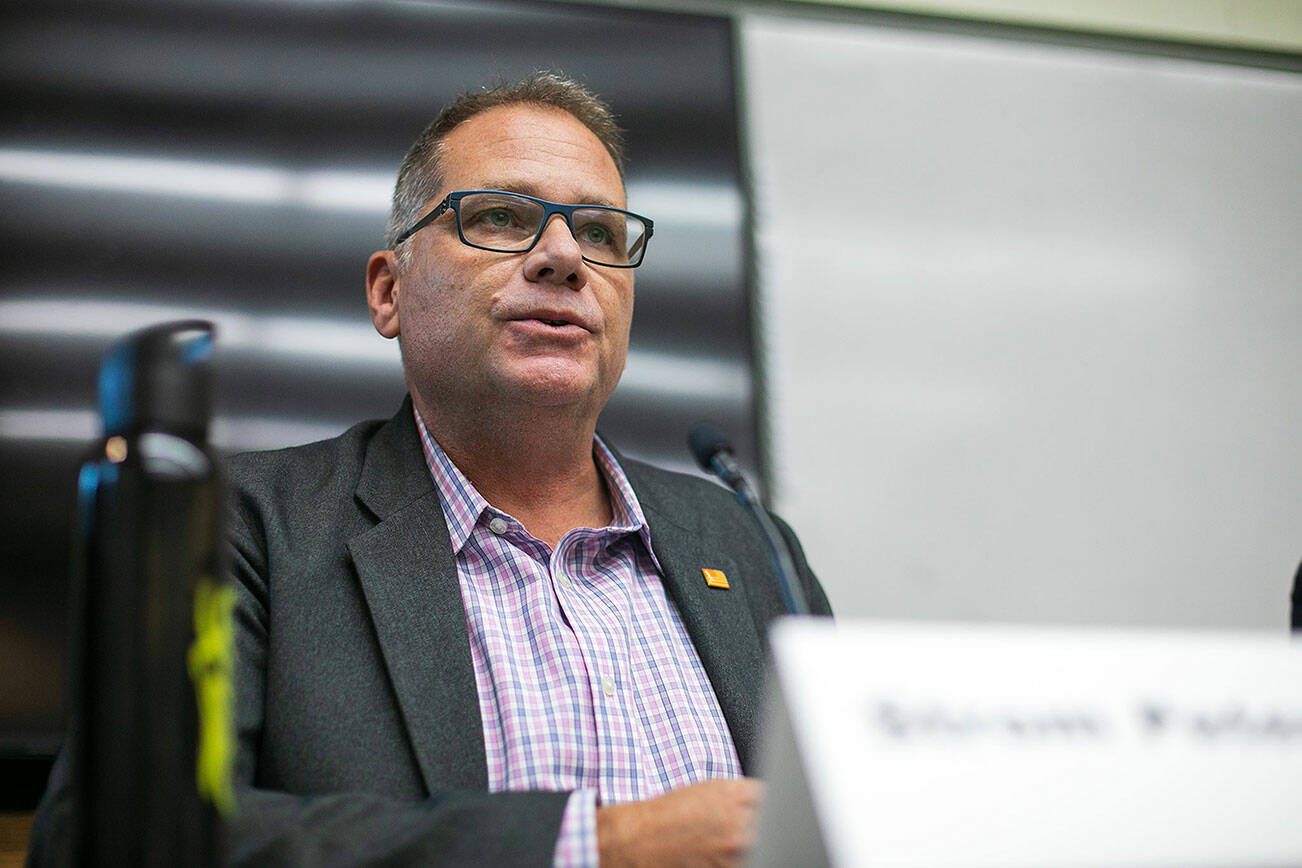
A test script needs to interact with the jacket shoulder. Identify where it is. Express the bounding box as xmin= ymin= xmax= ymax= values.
xmin=223 ymin=417 xmax=390 ymax=543
xmin=226 ymin=418 xmax=383 ymax=492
